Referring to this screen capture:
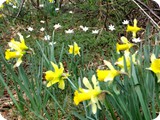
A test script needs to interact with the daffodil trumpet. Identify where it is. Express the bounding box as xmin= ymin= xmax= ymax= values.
xmin=97 ymin=60 xmax=123 ymax=82
xmin=116 ymin=36 xmax=134 ymax=54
